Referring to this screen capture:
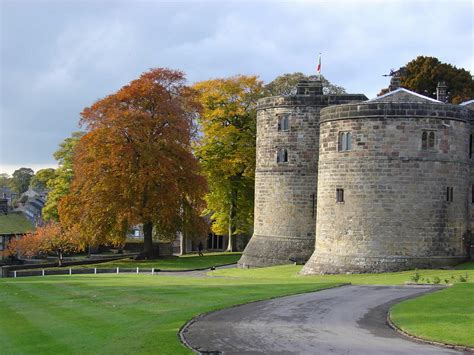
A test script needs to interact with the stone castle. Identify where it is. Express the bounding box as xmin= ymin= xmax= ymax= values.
xmin=238 ymin=76 xmax=474 ymax=274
